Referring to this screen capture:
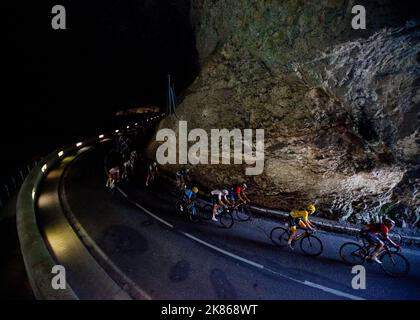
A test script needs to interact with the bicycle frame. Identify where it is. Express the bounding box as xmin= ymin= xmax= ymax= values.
xmin=293 ymin=228 xmax=313 ymax=241
xmin=359 ymin=236 xmax=397 ymax=258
